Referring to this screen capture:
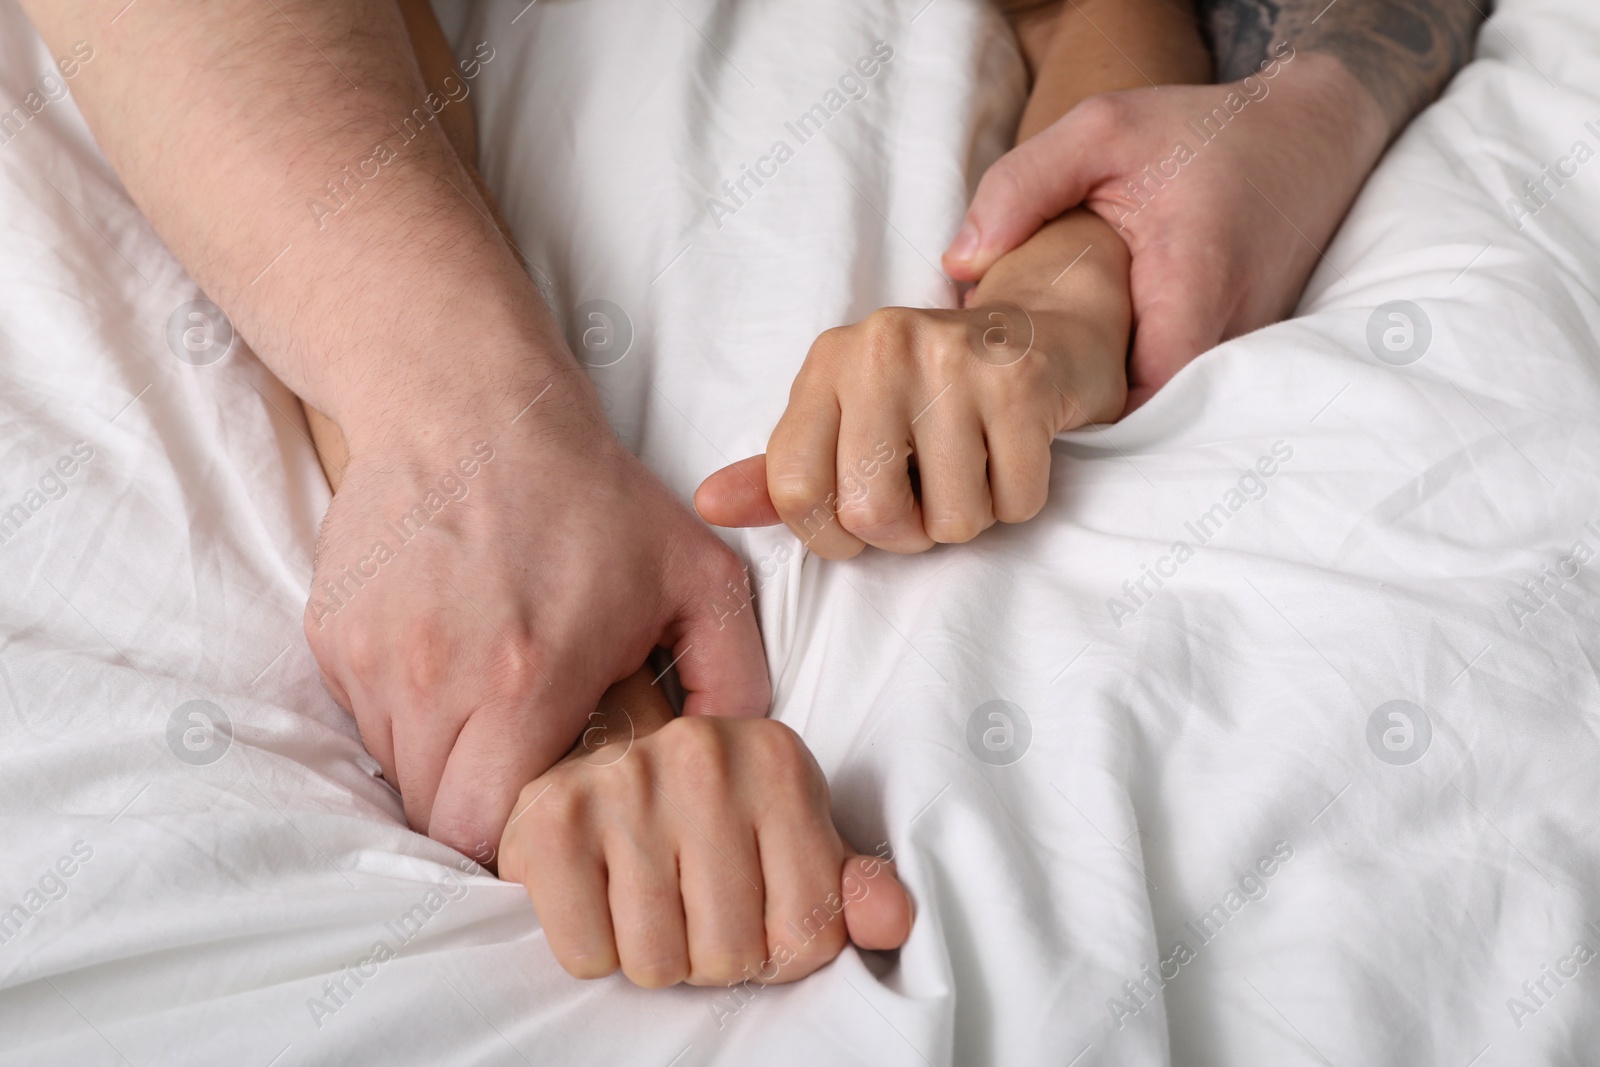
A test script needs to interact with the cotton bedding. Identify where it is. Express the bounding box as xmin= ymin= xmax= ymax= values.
xmin=2 ymin=0 xmax=1600 ymax=1063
